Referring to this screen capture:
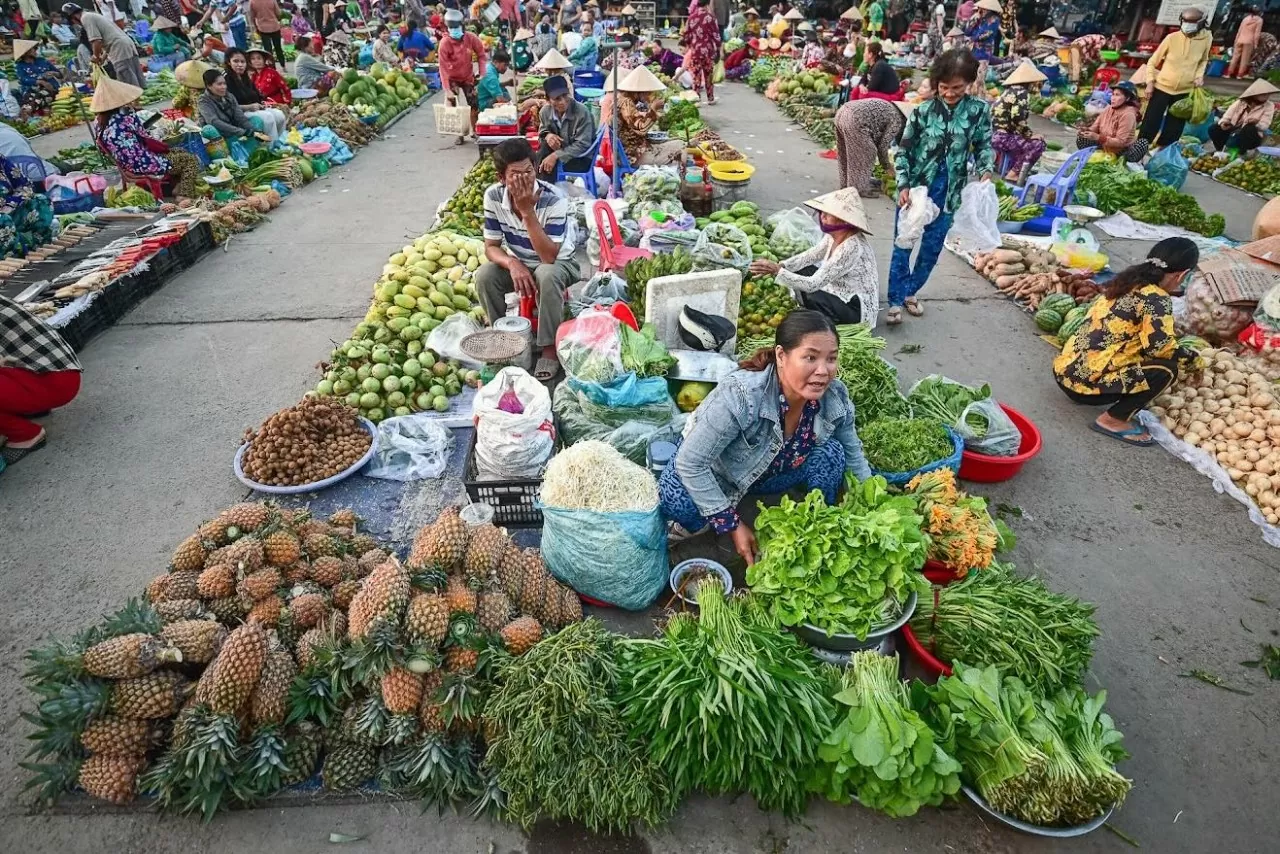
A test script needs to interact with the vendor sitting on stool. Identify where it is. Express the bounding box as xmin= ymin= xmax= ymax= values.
xmin=747 ymin=188 xmax=880 ymax=327
xmin=1210 ymin=78 xmax=1277 ymax=156
xmin=1053 ymin=237 xmax=1202 ymax=447
xmin=476 ymin=138 xmax=581 ymax=383
xmin=197 ymin=68 xmax=270 ymax=146
xmin=1076 ymin=81 xmax=1148 ymax=163
xmin=536 ymin=75 xmax=597 ymax=177
xmin=658 ymin=310 xmax=872 ymax=565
